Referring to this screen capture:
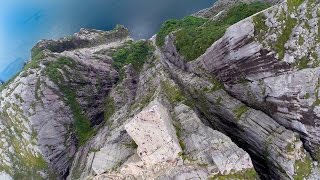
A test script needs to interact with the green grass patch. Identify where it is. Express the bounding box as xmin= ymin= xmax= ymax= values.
xmin=203 ymin=78 xmax=224 ymax=93
xmin=298 ymin=36 xmax=304 ymax=46
xmin=161 ymin=81 xmax=186 ymax=104
xmin=175 ymin=22 xmax=228 ymax=61
xmin=304 ymin=93 xmax=310 ymax=99
xmin=216 ymin=96 xmax=223 ymax=106
xmin=274 ymin=17 xmax=297 ymax=60
xmin=157 ymin=2 xmax=270 ymax=61
xmin=7 ymin=135 xmax=50 ymax=180
xmin=156 ymin=16 xmax=207 ymax=47
xmin=293 ymin=156 xmax=312 ymax=180
xmin=104 ymin=96 xmax=115 ymax=126
xmin=175 ymin=123 xmax=186 ymax=151
xmin=253 ymin=13 xmax=269 ymax=42
xmin=295 ymin=56 xmax=309 ymax=70
xmin=174 ymin=121 xmax=188 ymax=160
xmin=46 ymin=57 xmax=94 ymax=145
xmin=111 ymin=40 xmax=154 ymax=75
xmin=209 ymin=168 xmax=258 ymax=180
xmin=123 ymin=140 xmax=138 ymax=149
xmin=24 ymin=51 xmax=46 ymax=71
xmin=306 ymin=0 xmax=316 ymax=19
xmin=233 ymin=105 xmax=249 ymax=120
xmin=287 ymin=0 xmax=304 ymax=13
